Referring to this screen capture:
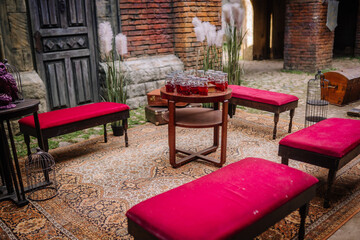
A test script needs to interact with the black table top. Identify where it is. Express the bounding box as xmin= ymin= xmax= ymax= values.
xmin=0 ymin=99 xmax=40 ymax=121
